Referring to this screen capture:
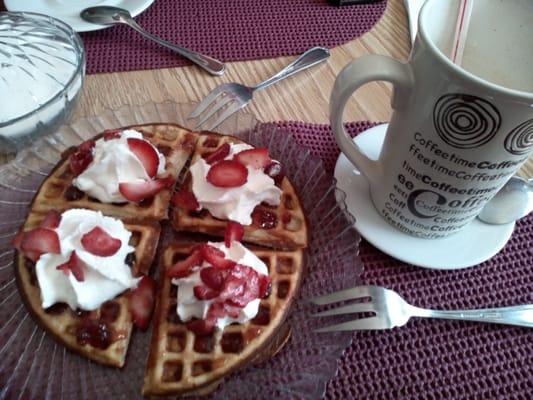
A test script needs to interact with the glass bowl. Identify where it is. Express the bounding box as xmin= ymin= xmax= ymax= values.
xmin=0 ymin=102 xmax=363 ymax=399
xmin=0 ymin=12 xmax=85 ymax=154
